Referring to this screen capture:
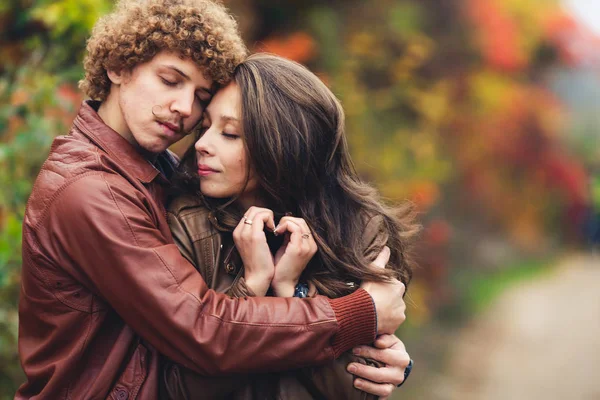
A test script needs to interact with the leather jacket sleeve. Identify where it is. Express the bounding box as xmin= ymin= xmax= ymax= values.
xmin=44 ymin=174 xmax=376 ymax=376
